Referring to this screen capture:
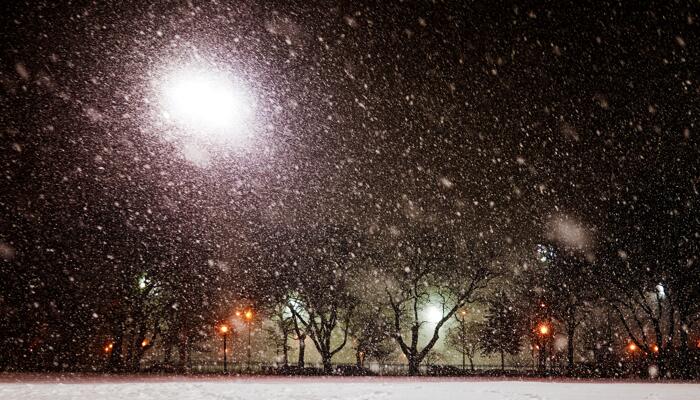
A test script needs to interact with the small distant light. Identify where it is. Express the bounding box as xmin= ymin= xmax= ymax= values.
xmin=141 ymin=339 xmax=150 ymax=347
xmin=628 ymin=342 xmax=638 ymax=352
xmin=538 ymin=324 xmax=550 ymax=335
xmin=220 ymin=325 xmax=229 ymax=334
xmin=244 ymin=310 xmax=253 ymax=320
xmin=652 ymin=344 xmax=659 ymax=353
